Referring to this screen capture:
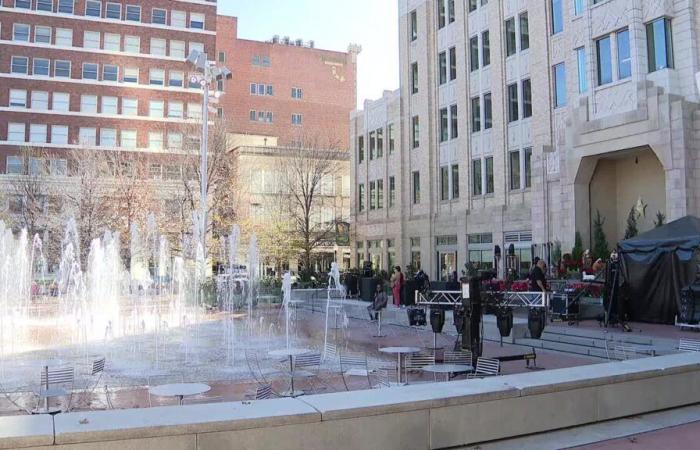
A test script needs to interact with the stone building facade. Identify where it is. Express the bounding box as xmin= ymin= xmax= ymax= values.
xmin=352 ymin=0 xmax=700 ymax=281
